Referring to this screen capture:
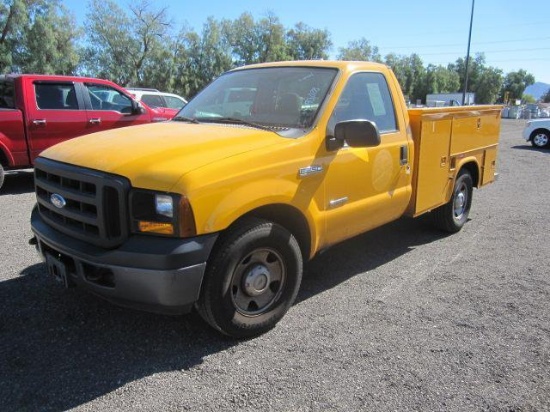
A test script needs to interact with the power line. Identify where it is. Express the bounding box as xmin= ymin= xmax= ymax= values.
xmin=416 ymin=46 xmax=550 ymax=56
xmin=485 ymin=57 xmax=550 ymax=63
xmin=372 ymin=20 xmax=550 ymax=41
xmin=378 ymin=36 xmax=550 ymax=50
